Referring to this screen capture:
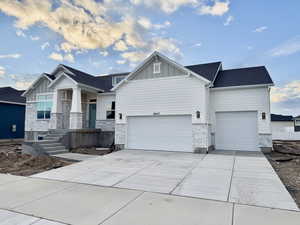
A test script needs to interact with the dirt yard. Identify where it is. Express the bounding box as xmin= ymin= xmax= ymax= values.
xmin=71 ymin=147 xmax=112 ymax=156
xmin=265 ymin=140 xmax=300 ymax=208
xmin=0 ymin=143 xmax=72 ymax=176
